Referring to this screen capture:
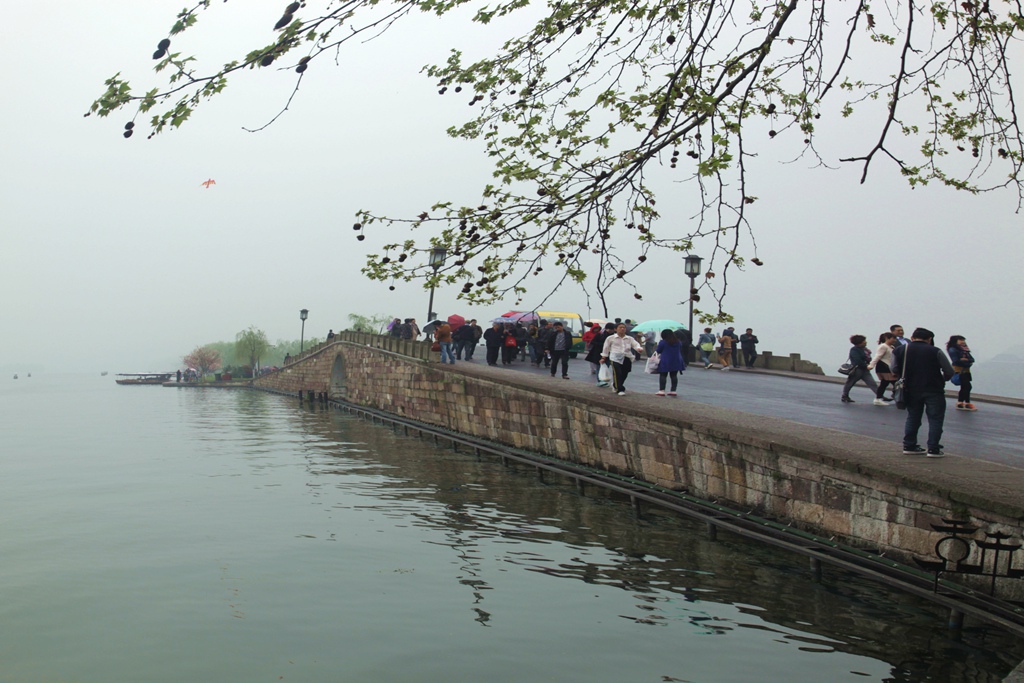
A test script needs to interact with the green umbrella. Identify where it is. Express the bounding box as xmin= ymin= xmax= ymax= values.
xmin=630 ymin=319 xmax=687 ymax=333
